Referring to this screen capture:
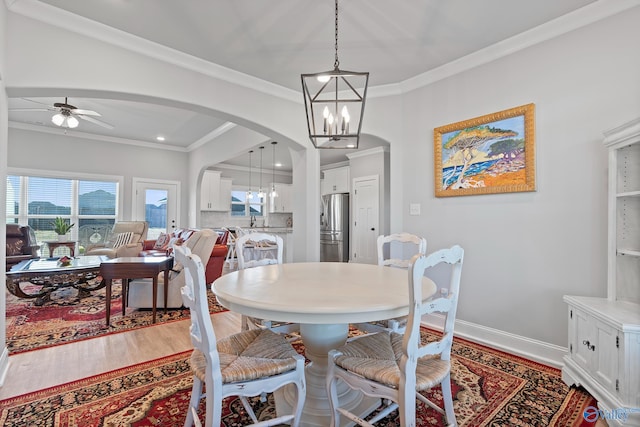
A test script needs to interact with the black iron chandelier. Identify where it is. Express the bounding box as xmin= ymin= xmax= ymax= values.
xmin=301 ymin=0 xmax=369 ymax=149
